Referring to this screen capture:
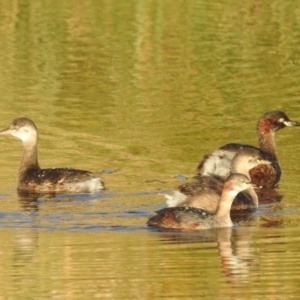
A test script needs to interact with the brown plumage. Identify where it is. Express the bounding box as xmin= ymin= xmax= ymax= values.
xmin=0 ymin=118 xmax=104 ymax=193
xmin=165 ymin=148 xmax=270 ymax=213
xmin=148 ymin=173 xmax=251 ymax=230
xmin=198 ymin=111 xmax=300 ymax=188
xmin=177 ymin=175 xmax=255 ymax=212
